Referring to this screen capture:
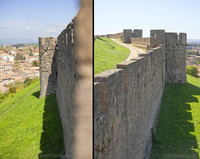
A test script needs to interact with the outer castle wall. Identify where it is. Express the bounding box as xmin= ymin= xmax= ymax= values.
xmin=94 ymin=29 xmax=187 ymax=159
xmin=39 ymin=18 xmax=78 ymax=158
xmin=94 ymin=45 xmax=165 ymax=159
xmin=39 ymin=0 xmax=92 ymax=158
xmin=56 ymin=18 xmax=78 ymax=159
